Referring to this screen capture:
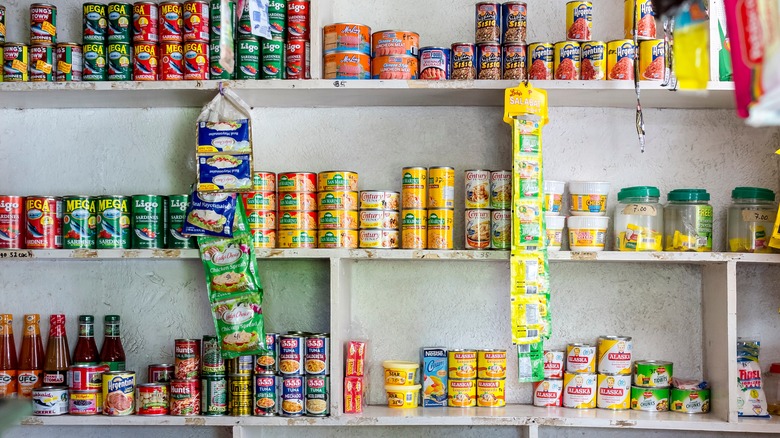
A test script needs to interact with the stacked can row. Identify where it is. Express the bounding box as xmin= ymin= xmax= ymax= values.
xmin=400 ymin=166 xmax=454 ymax=249
xmin=464 ymin=170 xmax=511 ymax=250
xmin=316 ymin=171 xmax=359 ymax=249
xmin=358 ymin=190 xmax=400 ymax=249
